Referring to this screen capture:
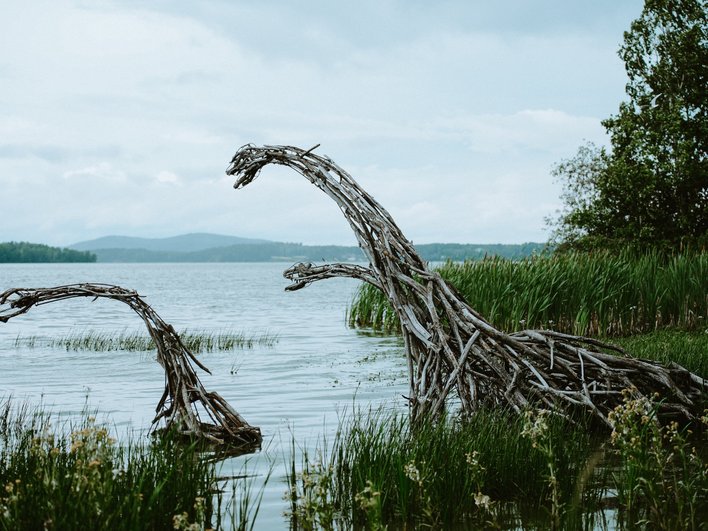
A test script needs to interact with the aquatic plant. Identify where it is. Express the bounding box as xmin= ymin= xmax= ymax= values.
xmin=285 ymin=403 xmax=708 ymax=530
xmin=521 ymin=409 xmax=562 ymax=529
xmin=14 ymin=328 xmax=278 ymax=353
xmin=286 ymin=407 xmax=599 ymax=529
xmin=349 ymin=250 xmax=708 ymax=337
xmin=222 ymin=466 xmax=272 ymax=531
xmin=608 ymin=390 xmax=708 ymax=529
xmin=611 ymin=330 xmax=708 ymax=378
